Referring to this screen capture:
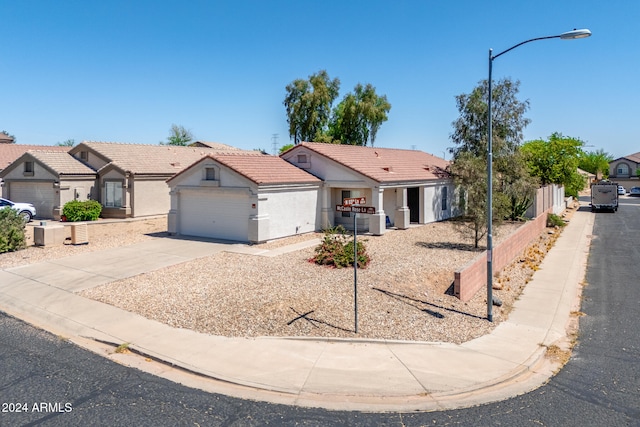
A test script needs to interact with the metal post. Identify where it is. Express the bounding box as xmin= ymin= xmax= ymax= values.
xmin=483 ymin=29 xmax=590 ymax=322
xmin=487 ymin=49 xmax=494 ymax=322
xmin=353 ymin=212 xmax=358 ymax=333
